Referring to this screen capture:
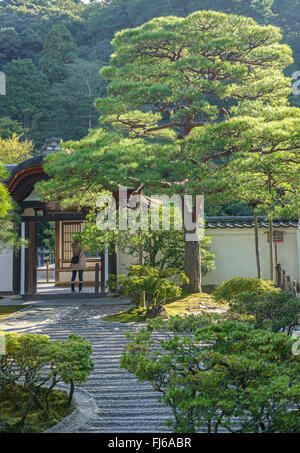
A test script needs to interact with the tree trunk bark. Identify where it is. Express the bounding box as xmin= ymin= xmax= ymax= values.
xmin=267 ymin=176 xmax=274 ymax=282
xmin=269 ymin=215 xmax=274 ymax=281
xmin=184 ymin=238 xmax=202 ymax=293
xmin=182 ymin=195 xmax=202 ymax=293
xmin=253 ymin=208 xmax=261 ymax=279
xmin=68 ymin=380 xmax=75 ymax=407
xmin=138 ymin=232 xmax=146 ymax=308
